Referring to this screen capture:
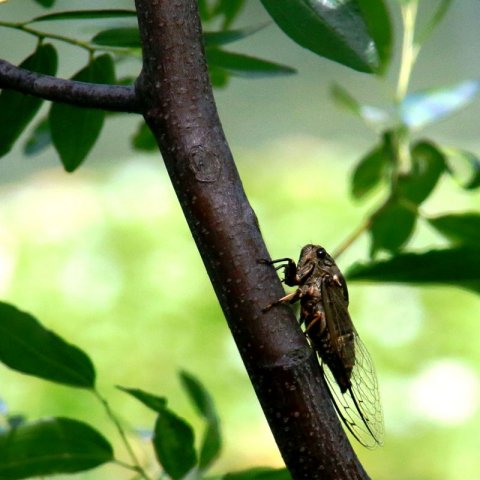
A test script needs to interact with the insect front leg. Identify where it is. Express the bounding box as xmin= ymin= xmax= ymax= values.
xmin=262 ymin=289 xmax=301 ymax=313
xmin=258 ymin=257 xmax=298 ymax=286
